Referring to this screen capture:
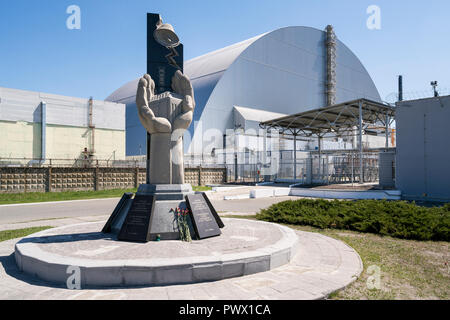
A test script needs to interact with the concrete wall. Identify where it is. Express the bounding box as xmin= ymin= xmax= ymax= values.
xmin=0 ymin=167 xmax=227 ymax=193
xmin=0 ymin=121 xmax=41 ymax=159
xmin=379 ymin=151 xmax=395 ymax=188
xmin=396 ymin=95 xmax=450 ymax=201
xmin=0 ymin=87 xmax=125 ymax=130
xmin=0 ymin=121 xmax=125 ymax=160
